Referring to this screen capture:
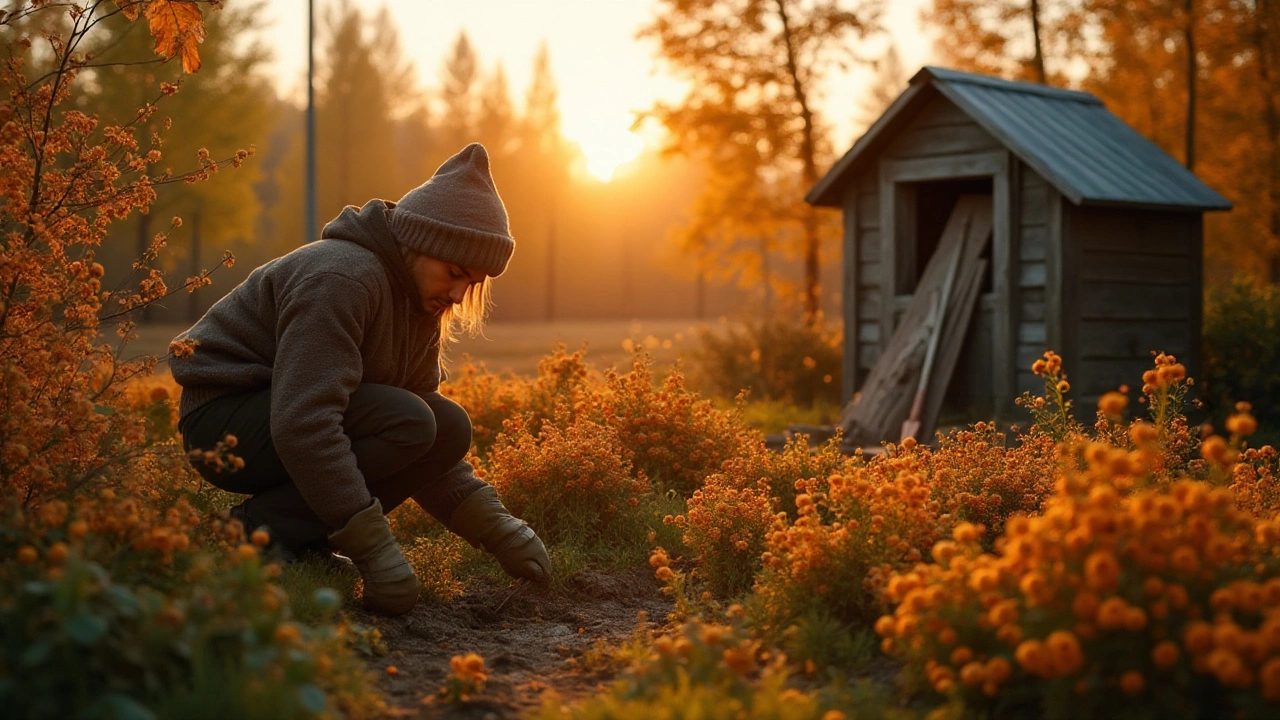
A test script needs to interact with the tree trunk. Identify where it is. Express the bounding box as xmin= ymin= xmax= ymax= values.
xmin=1258 ymin=0 xmax=1280 ymax=283
xmin=761 ymin=236 xmax=773 ymax=316
xmin=775 ymin=0 xmax=822 ymax=323
xmin=1029 ymin=0 xmax=1047 ymax=83
xmin=545 ymin=196 xmax=556 ymax=322
xmin=1184 ymin=0 xmax=1196 ymax=171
